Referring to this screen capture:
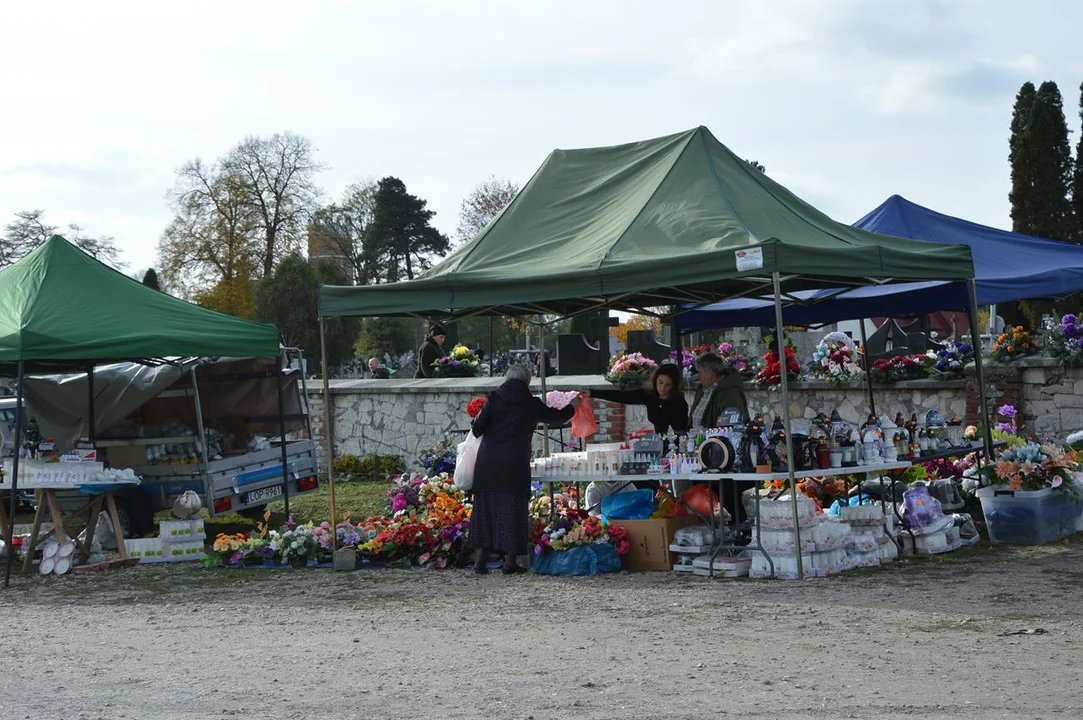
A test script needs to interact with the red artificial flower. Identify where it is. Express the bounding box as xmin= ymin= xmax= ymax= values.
xmin=466 ymin=396 xmax=488 ymax=418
